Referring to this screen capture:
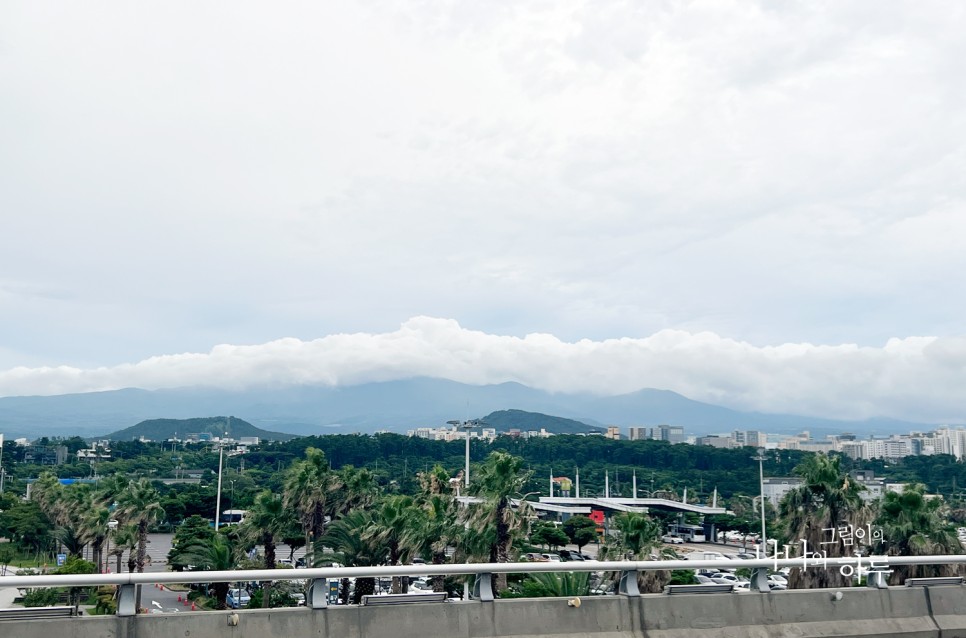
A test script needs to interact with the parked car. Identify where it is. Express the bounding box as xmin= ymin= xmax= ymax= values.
xmin=662 ymin=534 xmax=685 ymax=544
xmin=227 ymin=589 xmax=251 ymax=609
xmin=541 ymin=553 xmax=562 ymax=562
xmin=558 ymin=550 xmax=585 ymax=561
